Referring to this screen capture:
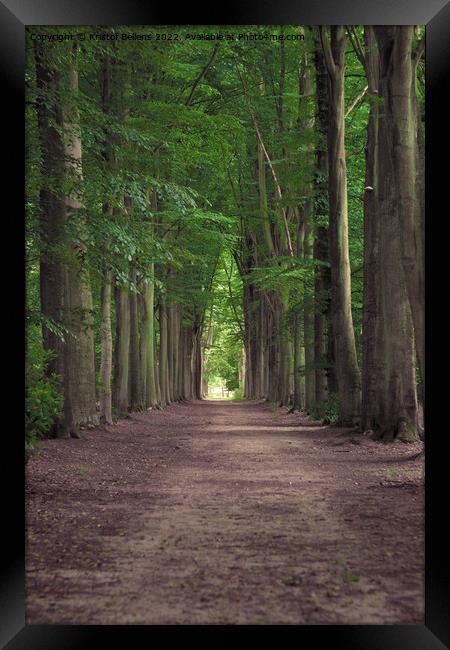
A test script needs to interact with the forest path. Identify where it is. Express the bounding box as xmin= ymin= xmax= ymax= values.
xmin=26 ymin=400 xmax=424 ymax=624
